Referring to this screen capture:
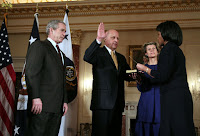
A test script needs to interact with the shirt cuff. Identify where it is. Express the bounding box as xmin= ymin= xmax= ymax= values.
xmin=96 ymin=39 xmax=101 ymax=44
